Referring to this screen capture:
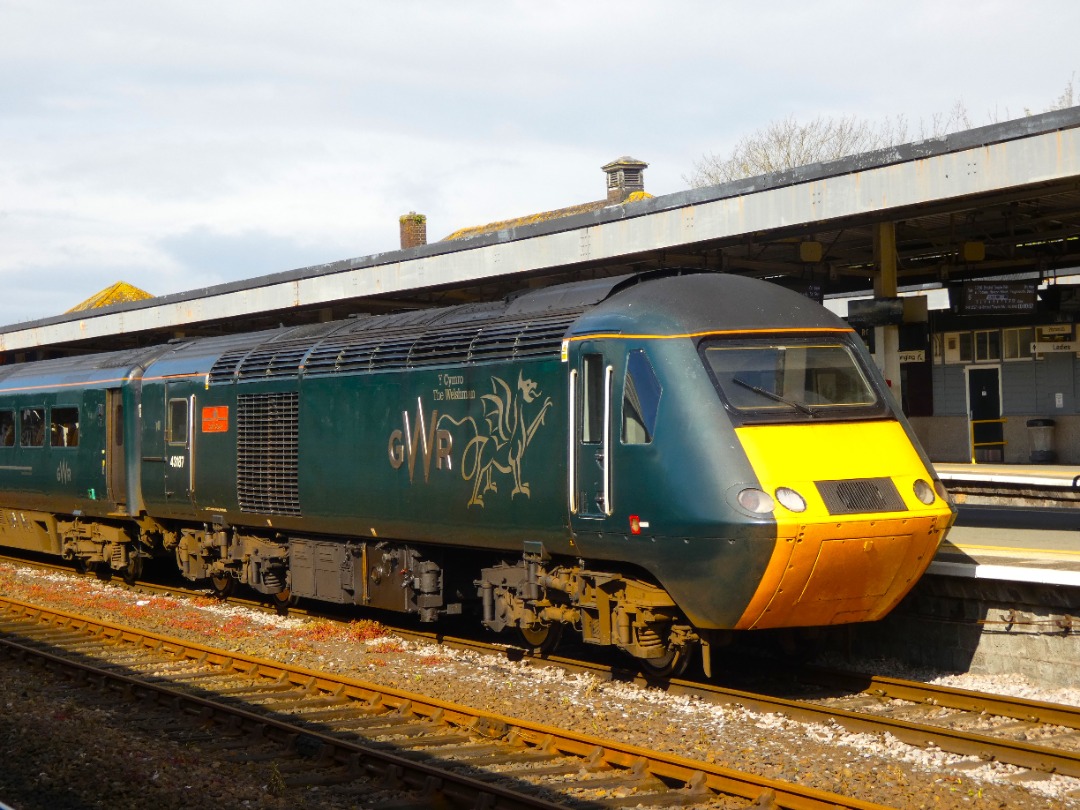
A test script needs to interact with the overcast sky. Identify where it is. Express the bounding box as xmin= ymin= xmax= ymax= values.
xmin=1 ymin=1 xmax=1078 ymax=327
